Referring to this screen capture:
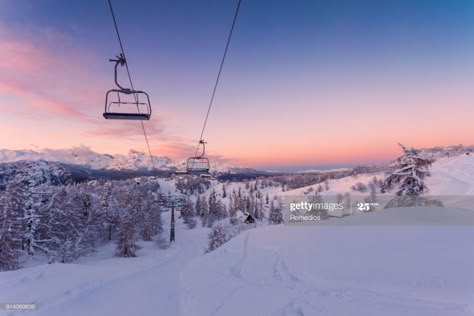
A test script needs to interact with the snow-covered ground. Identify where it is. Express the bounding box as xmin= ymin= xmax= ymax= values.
xmin=180 ymin=212 xmax=474 ymax=316
xmin=427 ymin=155 xmax=474 ymax=195
xmin=281 ymin=154 xmax=474 ymax=198
xmin=1 ymin=153 xmax=473 ymax=316
xmin=0 ymin=217 xmax=210 ymax=316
